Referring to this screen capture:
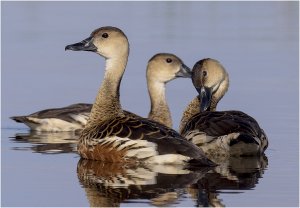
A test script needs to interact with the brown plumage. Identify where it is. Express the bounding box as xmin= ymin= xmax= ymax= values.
xmin=180 ymin=58 xmax=268 ymax=159
xmin=78 ymin=115 xmax=214 ymax=164
xmin=65 ymin=26 xmax=214 ymax=166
